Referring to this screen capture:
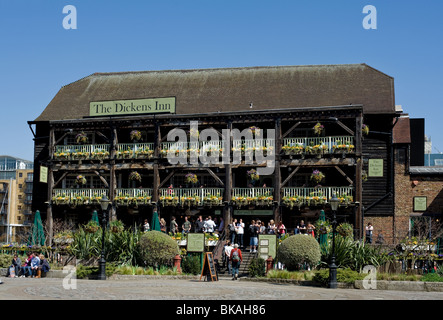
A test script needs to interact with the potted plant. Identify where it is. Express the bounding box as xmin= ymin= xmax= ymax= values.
xmin=130 ymin=130 xmax=142 ymax=142
xmin=129 ymin=171 xmax=142 ymax=182
xmin=310 ymin=170 xmax=325 ymax=184
xmin=75 ymin=131 xmax=88 ymax=144
xmin=314 ymin=219 xmax=332 ymax=235
xmin=75 ymin=175 xmax=87 ymax=186
xmin=312 ymin=122 xmax=324 ymax=136
xmin=362 ymin=124 xmax=369 ymax=136
xmin=247 ymin=169 xmax=260 ymax=185
xmin=185 ymin=173 xmax=198 ymax=185
xmin=337 ymin=222 xmax=354 ymax=238
xmin=110 ymin=220 xmax=124 ymax=233
xmin=249 ymin=126 xmax=261 ymax=137
xmin=84 ymin=220 xmax=100 ymax=233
